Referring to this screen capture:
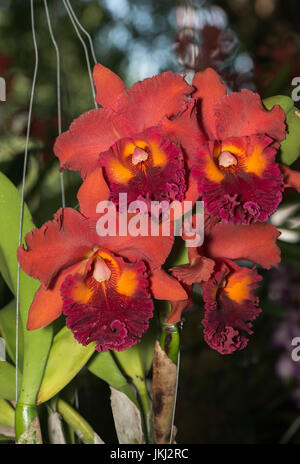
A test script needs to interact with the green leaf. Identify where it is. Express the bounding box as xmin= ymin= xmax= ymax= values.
xmin=57 ymin=398 xmax=104 ymax=444
xmin=263 ymin=95 xmax=294 ymax=114
xmin=0 ymin=135 xmax=43 ymax=163
xmin=0 ymin=171 xmax=35 ymax=293
xmin=88 ymin=351 xmax=137 ymax=405
xmin=109 ymin=317 xmax=158 ymax=384
xmin=113 ymin=342 xmax=152 ymax=441
xmin=263 ymin=95 xmax=300 ymax=165
xmin=0 ymin=434 xmax=14 ymax=441
xmin=0 ymin=361 xmax=20 ymax=401
xmin=0 ymin=399 xmax=14 ymax=428
xmin=38 ymin=326 xmax=95 ymax=404
xmin=0 ymin=299 xmax=24 ymax=367
xmin=0 ymin=171 xmax=53 ymax=440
